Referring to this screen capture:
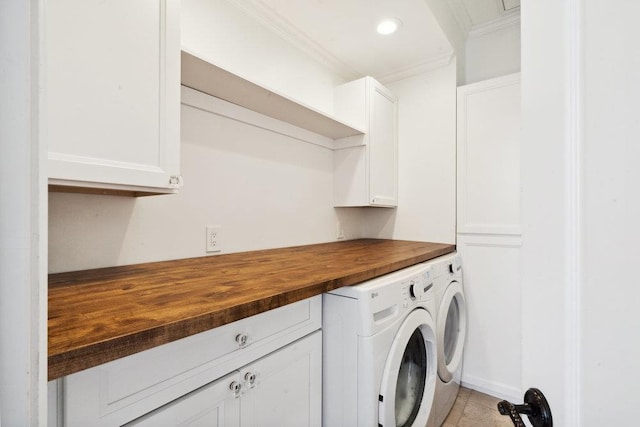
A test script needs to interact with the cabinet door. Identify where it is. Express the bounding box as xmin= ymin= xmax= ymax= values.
xmin=368 ymin=80 xmax=398 ymax=207
xmin=46 ymin=0 xmax=181 ymax=194
xmin=240 ymin=331 xmax=321 ymax=427
xmin=333 ymin=77 xmax=397 ymax=207
xmin=126 ymin=372 xmax=241 ymax=427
